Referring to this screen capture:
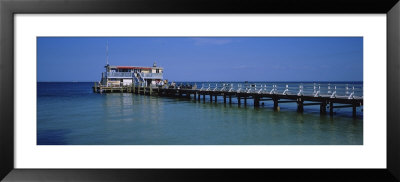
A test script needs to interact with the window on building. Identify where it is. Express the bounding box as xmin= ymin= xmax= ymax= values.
xmin=156 ymin=69 xmax=159 ymax=73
